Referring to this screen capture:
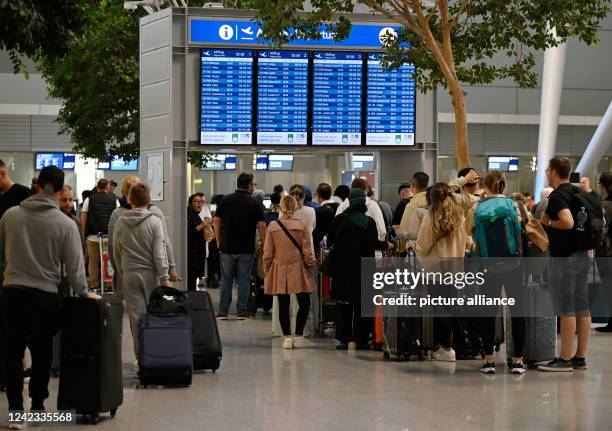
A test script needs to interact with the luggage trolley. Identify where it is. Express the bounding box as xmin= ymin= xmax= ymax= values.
xmin=98 ymin=233 xmax=114 ymax=293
